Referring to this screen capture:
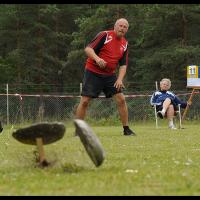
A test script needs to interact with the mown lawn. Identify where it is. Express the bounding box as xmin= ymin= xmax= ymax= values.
xmin=0 ymin=121 xmax=200 ymax=196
